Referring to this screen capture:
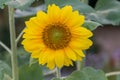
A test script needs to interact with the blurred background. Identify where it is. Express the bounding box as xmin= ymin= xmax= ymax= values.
xmin=0 ymin=0 xmax=120 ymax=80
